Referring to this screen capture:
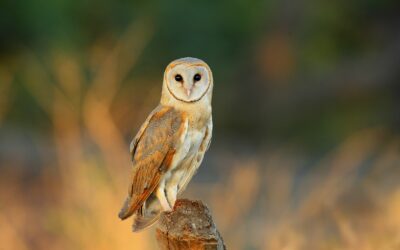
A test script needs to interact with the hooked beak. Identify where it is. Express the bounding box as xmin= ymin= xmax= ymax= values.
xmin=185 ymin=88 xmax=192 ymax=97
